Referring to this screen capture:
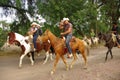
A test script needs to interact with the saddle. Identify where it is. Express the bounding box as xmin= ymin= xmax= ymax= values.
xmin=62 ymin=36 xmax=76 ymax=53
xmin=62 ymin=36 xmax=76 ymax=42
xmin=112 ymin=33 xmax=117 ymax=42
